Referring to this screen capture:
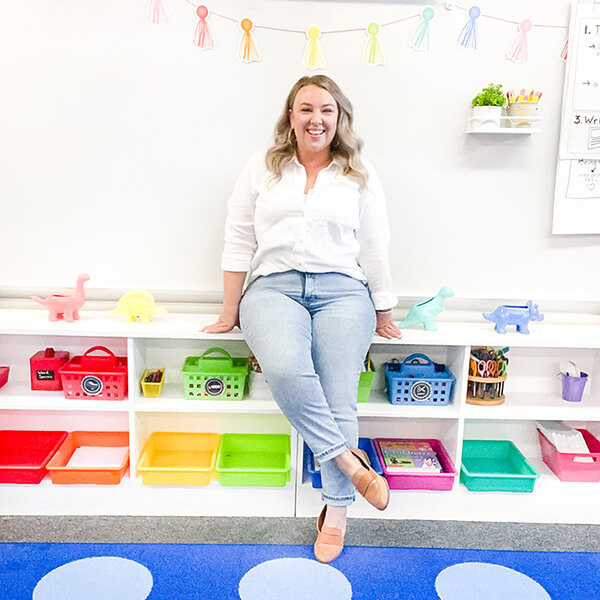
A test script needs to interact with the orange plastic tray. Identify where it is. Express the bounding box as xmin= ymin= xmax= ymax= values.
xmin=46 ymin=431 xmax=129 ymax=485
